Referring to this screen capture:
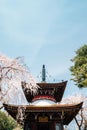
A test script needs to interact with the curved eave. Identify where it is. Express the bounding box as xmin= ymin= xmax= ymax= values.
xmin=37 ymin=81 xmax=67 ymax=88
xmin=22 ymin=81 xmax=67 ymax=102
xmin=3 ymin=102 xmax=83 ymax=125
